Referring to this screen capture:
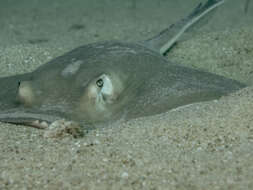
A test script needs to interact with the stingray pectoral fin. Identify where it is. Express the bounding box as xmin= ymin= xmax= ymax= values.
xmin=0 ymin=110 xmax=64 ymax=129
xmin=0 ymin=111 xmax=85 ymax=138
